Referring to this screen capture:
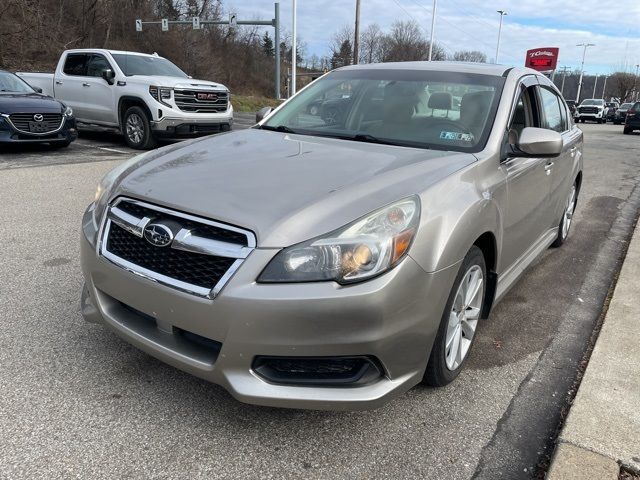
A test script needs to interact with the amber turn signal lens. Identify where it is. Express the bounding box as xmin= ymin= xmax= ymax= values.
xmin=392 ymin=229 xmax=415 ymax=264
